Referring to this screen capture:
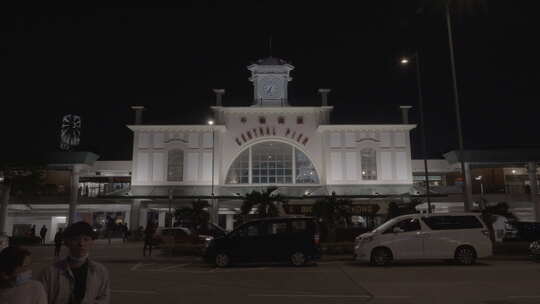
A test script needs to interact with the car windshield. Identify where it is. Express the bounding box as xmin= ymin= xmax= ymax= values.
xmin=371 ymin=218 xmax=399 ymax=233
